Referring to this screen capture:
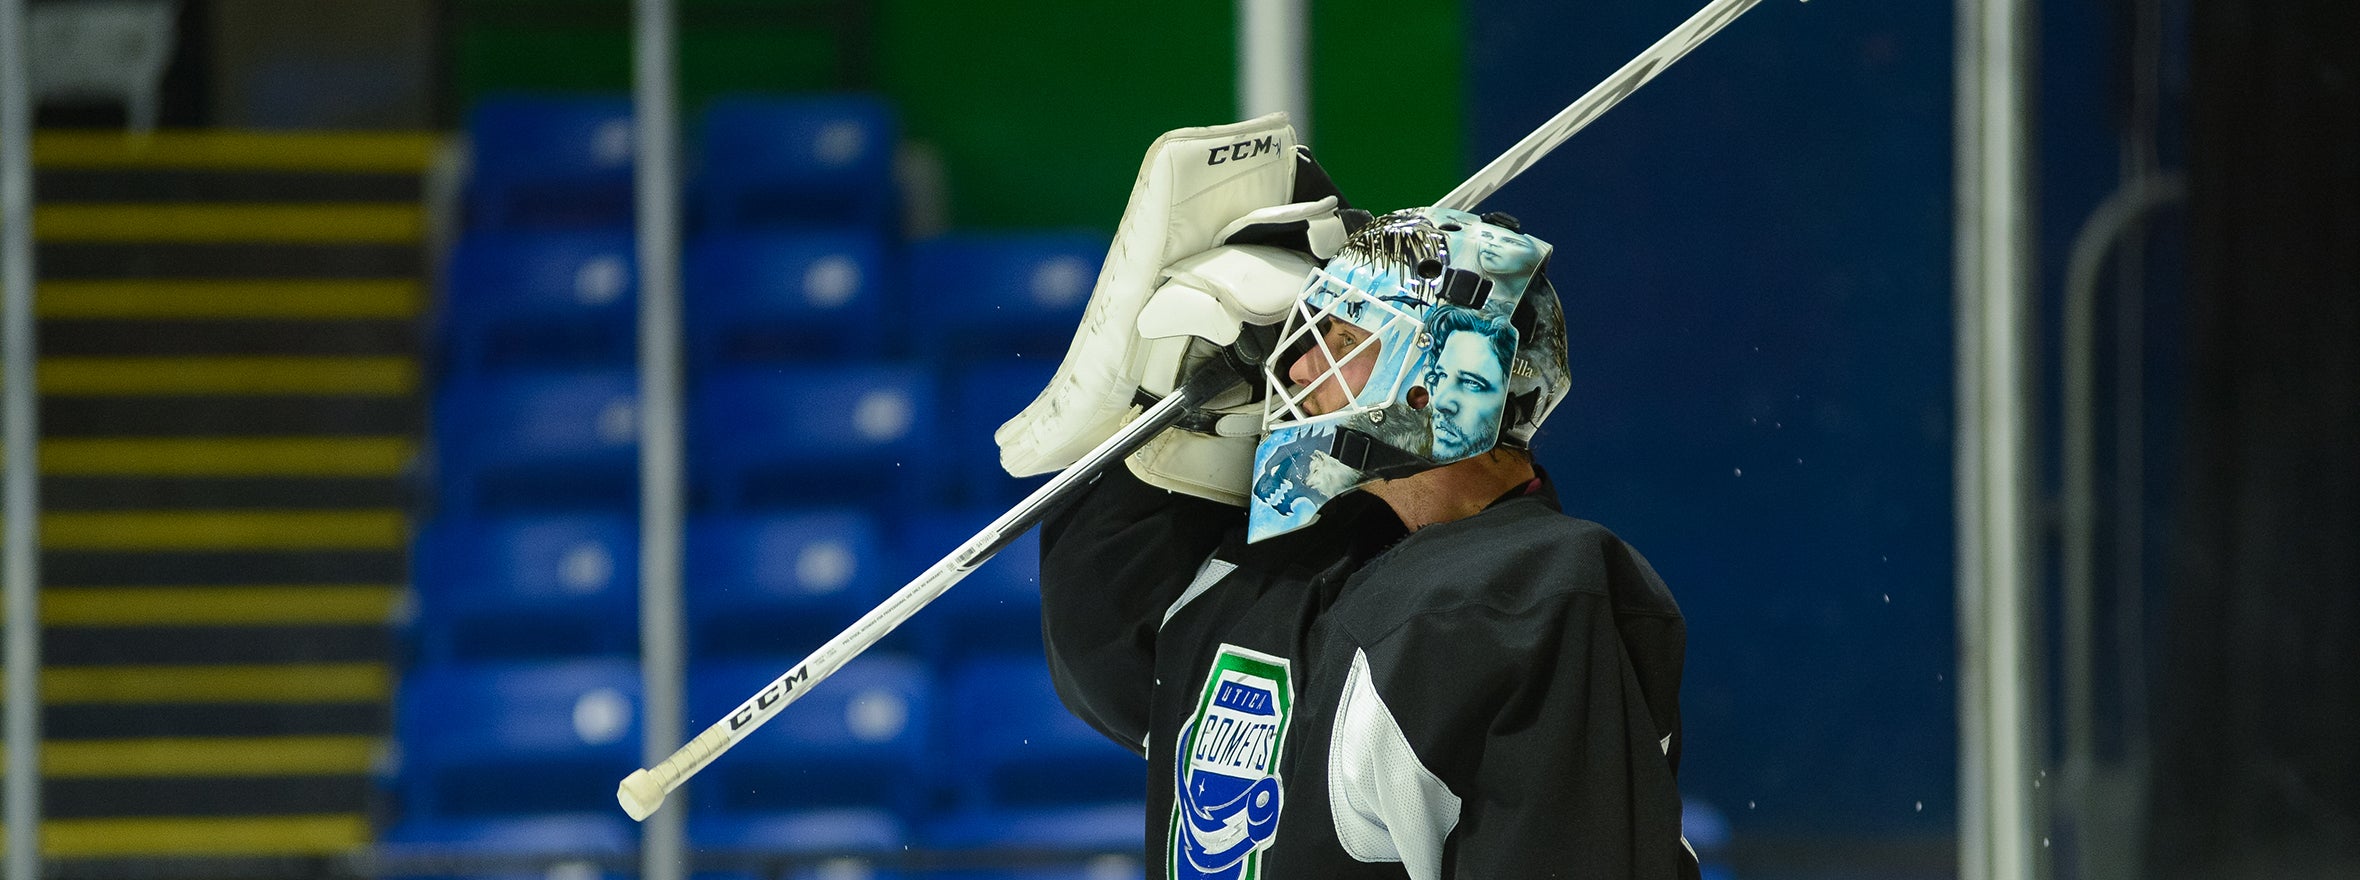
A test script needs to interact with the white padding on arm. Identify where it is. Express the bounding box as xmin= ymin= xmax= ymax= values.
xmin=1215 ymin=196 xmax=1349 ymax=259
xmin=1124 ymin=243 xmax=1313 ymax=506
xmin=1329 ymin=648 xmax=1462 ymax=878
xmin=1138 ymin=244 xmax=1318 ymax=344
xmin=1126 ymin=429 xmax=1258 ymax=506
